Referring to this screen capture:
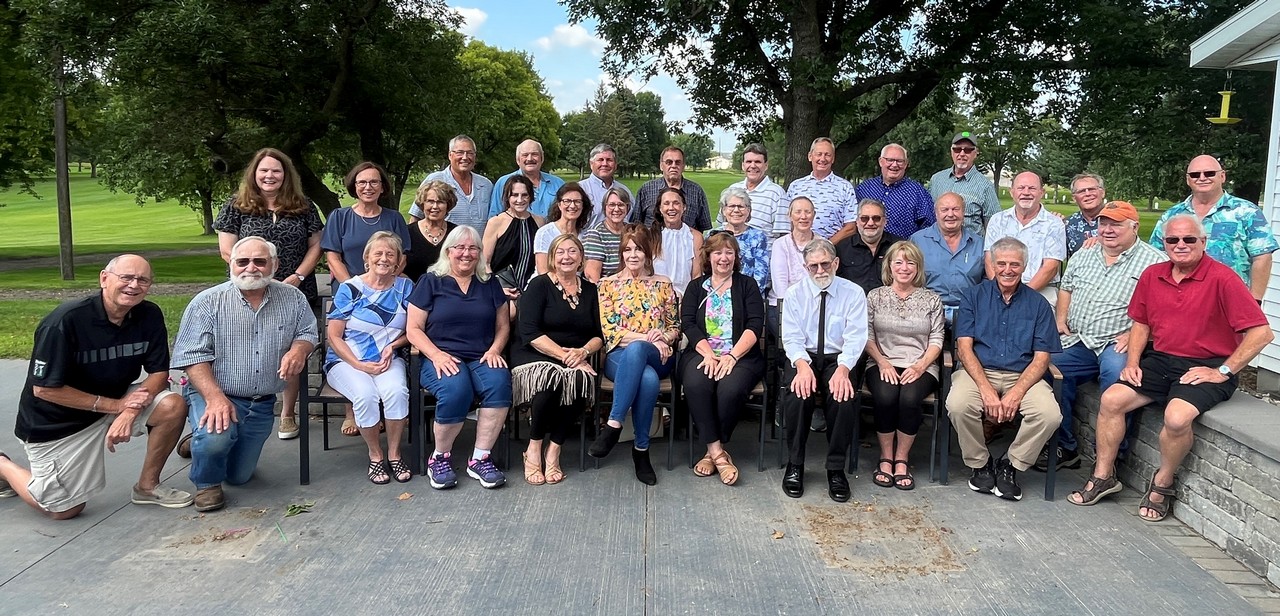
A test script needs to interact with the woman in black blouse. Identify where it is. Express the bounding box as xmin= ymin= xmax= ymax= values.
xmin=404 ymin=180 xmax=458 ymax=282
xmin=511 ymin=234 xmax=603 ymax=485
xmin=212 ymin=147 xmax=323 ymax=441
xmin=679 ymin=232 xmax=766 ymax=485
